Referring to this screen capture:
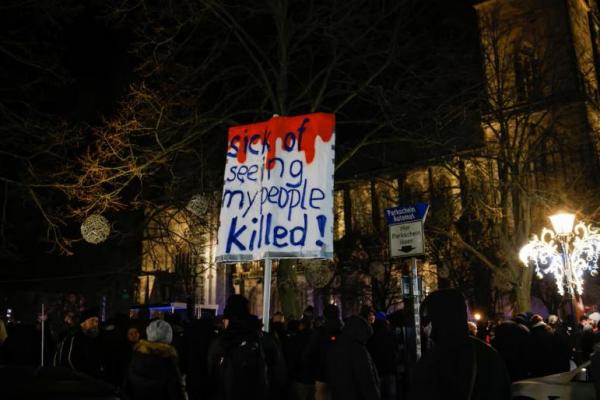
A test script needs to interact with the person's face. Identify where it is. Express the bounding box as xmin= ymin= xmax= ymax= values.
xmin=81 ymin=317 xmax=99 ymax=333
xmin=127 ymin=327 xmax=140 ymax=343
xmin=368 ymin=312 xmax=376 ymax=324
xmin=64 ymin=312 xmax=75 ymax=326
